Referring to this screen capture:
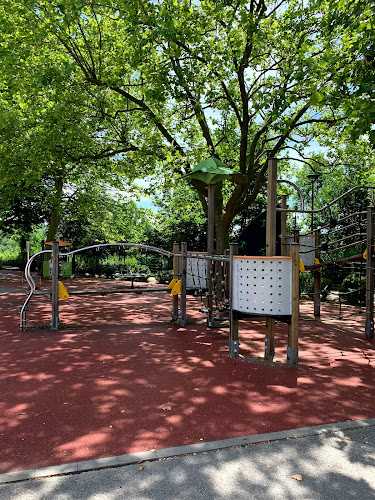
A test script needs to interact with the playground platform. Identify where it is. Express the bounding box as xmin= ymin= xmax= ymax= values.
xmin=0 ymin=272 xmax=374 ymax=474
